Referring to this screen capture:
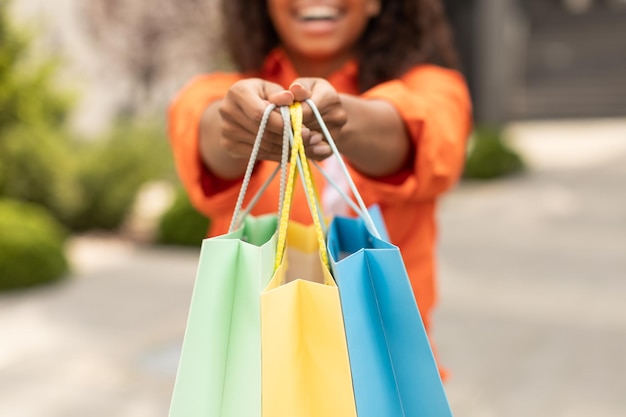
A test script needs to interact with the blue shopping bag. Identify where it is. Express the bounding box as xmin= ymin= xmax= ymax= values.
xmin=328 ymin=205 xmax=453 ymax=417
